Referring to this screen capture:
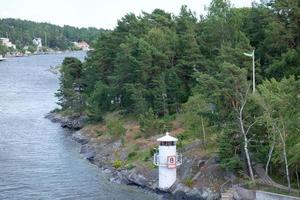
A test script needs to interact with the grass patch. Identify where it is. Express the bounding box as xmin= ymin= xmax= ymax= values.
xmin=105 ymin=115 xmax=126 ymax=137
xmin=183 ymin=177 xmax=195 ymax=188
